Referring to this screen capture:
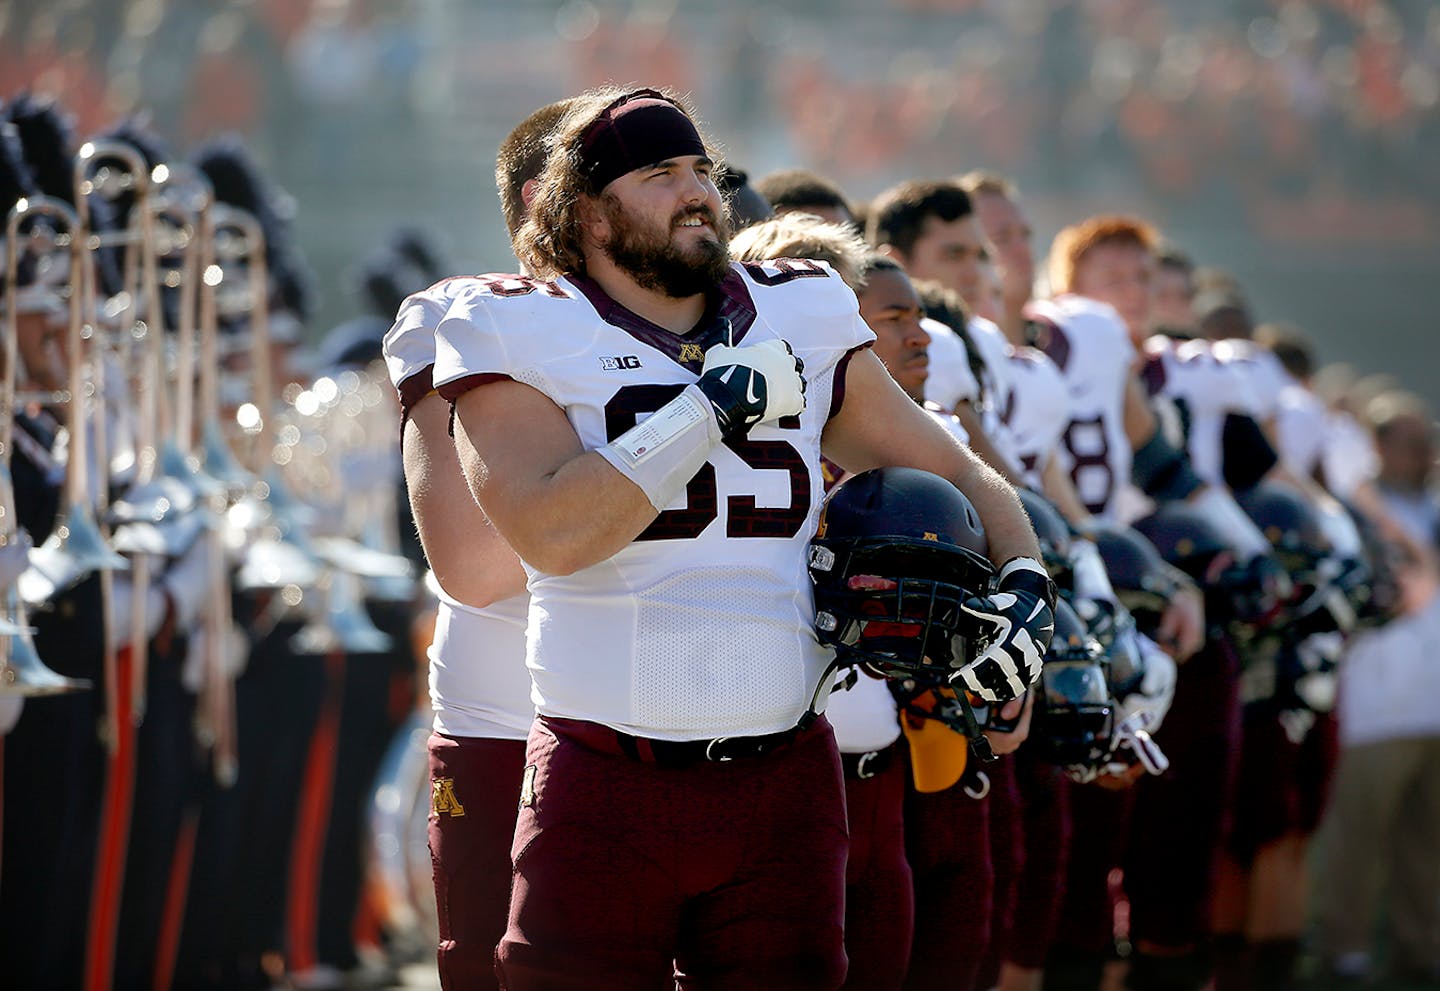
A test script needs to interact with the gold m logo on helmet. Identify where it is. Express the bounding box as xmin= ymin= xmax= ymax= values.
xmin=678 ymin=343 xmax=705 ymax=364
xmin=431 ymin=777 xmax=466 ymax=818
